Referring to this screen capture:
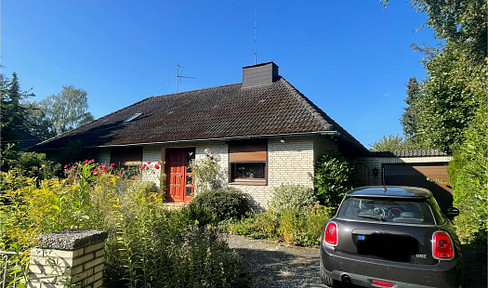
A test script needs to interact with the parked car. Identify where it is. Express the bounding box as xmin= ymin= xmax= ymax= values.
xmin=320 ymin=186 xmax=463 ymax=288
